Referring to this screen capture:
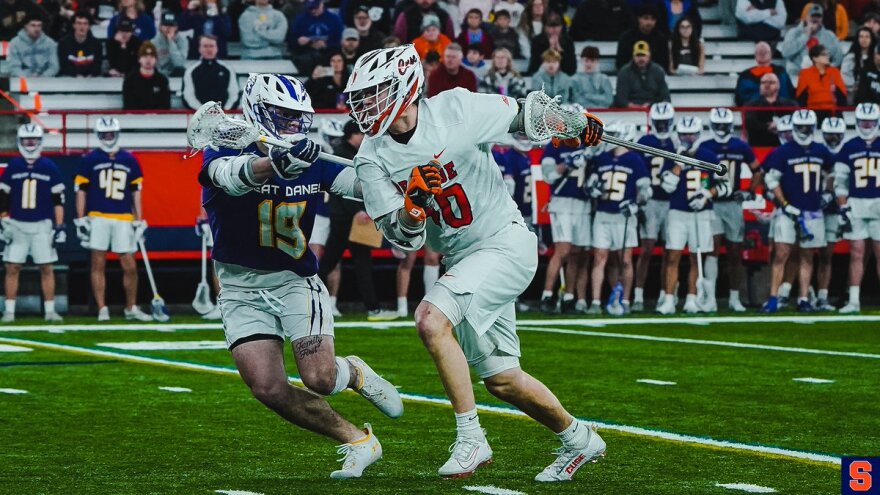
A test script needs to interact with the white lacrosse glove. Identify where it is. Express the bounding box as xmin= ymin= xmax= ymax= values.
xmin=52 ymin=224 xmax=66 ymax=246
xmin=73 ymin=217 xmax=91 ymax=247
xmin=269 ymin=138 xmax=320 ymax=180
xmin=0 ymin=217 xmax=13 ymax=243
xmin=782 ymin=203 xmax=802 ymax=219
xmin=688 ymin=189 xmax=711 ymax=211
xmin=132 ymin=220 xmax=148 ymax=243
xmin=585 ymin=173 xmax=603 ymax=199
xmin=619 ymin=199 xmax=639 ymax=218
xmin=660 ymin=170 xmax=680 ymax=193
